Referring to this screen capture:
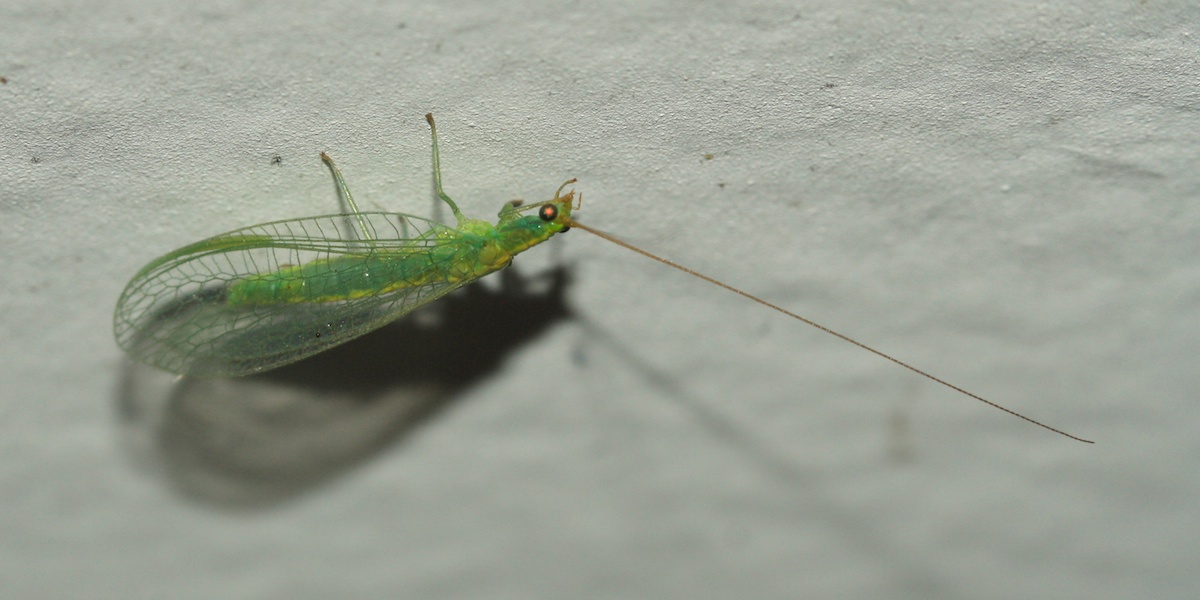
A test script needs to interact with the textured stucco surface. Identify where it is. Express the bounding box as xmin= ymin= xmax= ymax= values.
xmin=1 ymin=1 xmax=1197 ymax=598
